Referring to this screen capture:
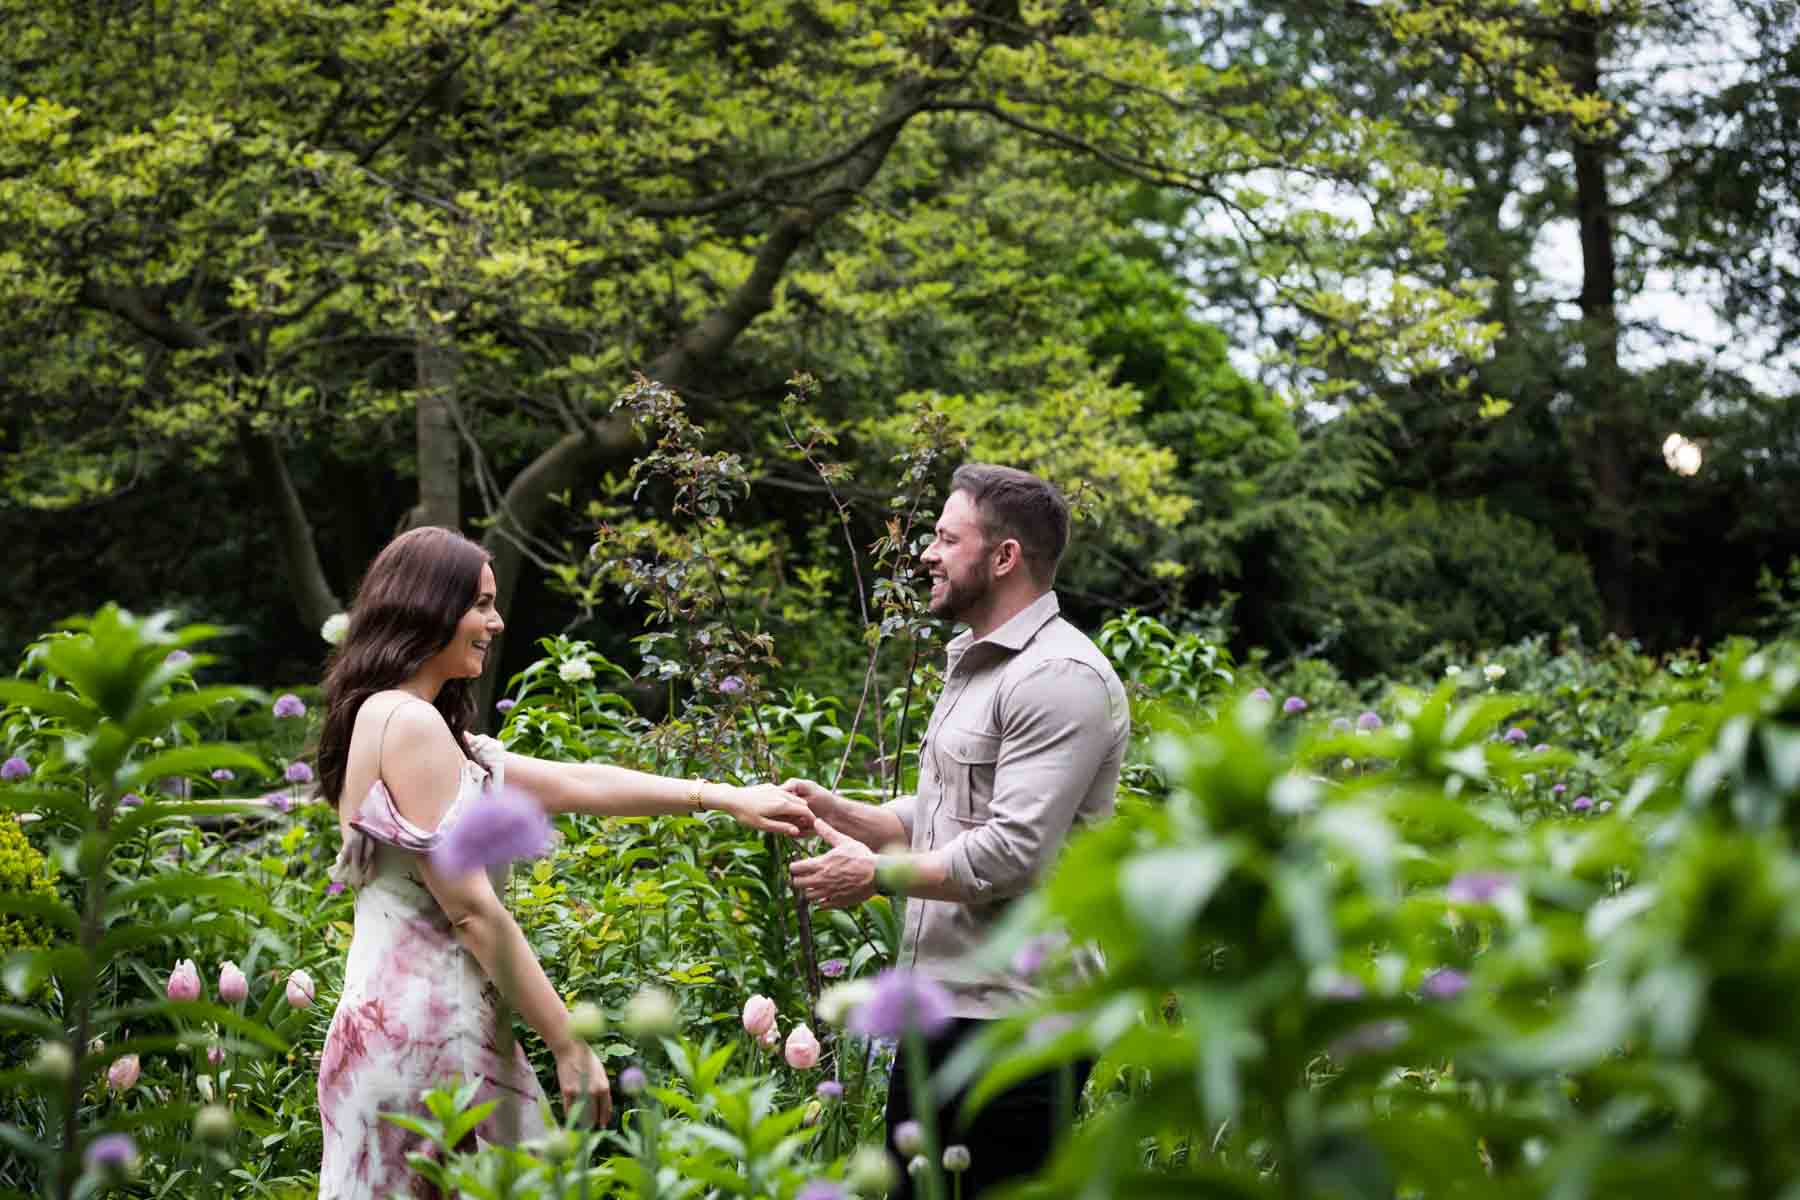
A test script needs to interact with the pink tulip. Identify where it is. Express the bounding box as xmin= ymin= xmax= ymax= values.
xmin=166 ymin=959 xmax=201 ymax=1003
xmin=742 ymin=994 xmax=777 ymax=1038
xmin=760 ymin=1023 xmax=780 ymax=1049
xmin=106 ymin=1054 xmax=140 ymax=1092
xmin=285 ymin=968 xmax=315 ymax=1009
xmin=218 ymin=961 xmax=248 ymax=1005
xmin=785 ymin=1023 xmax=821 ymax=1070
xmin=207 ymin=1045 xmax=225 ymax=1066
